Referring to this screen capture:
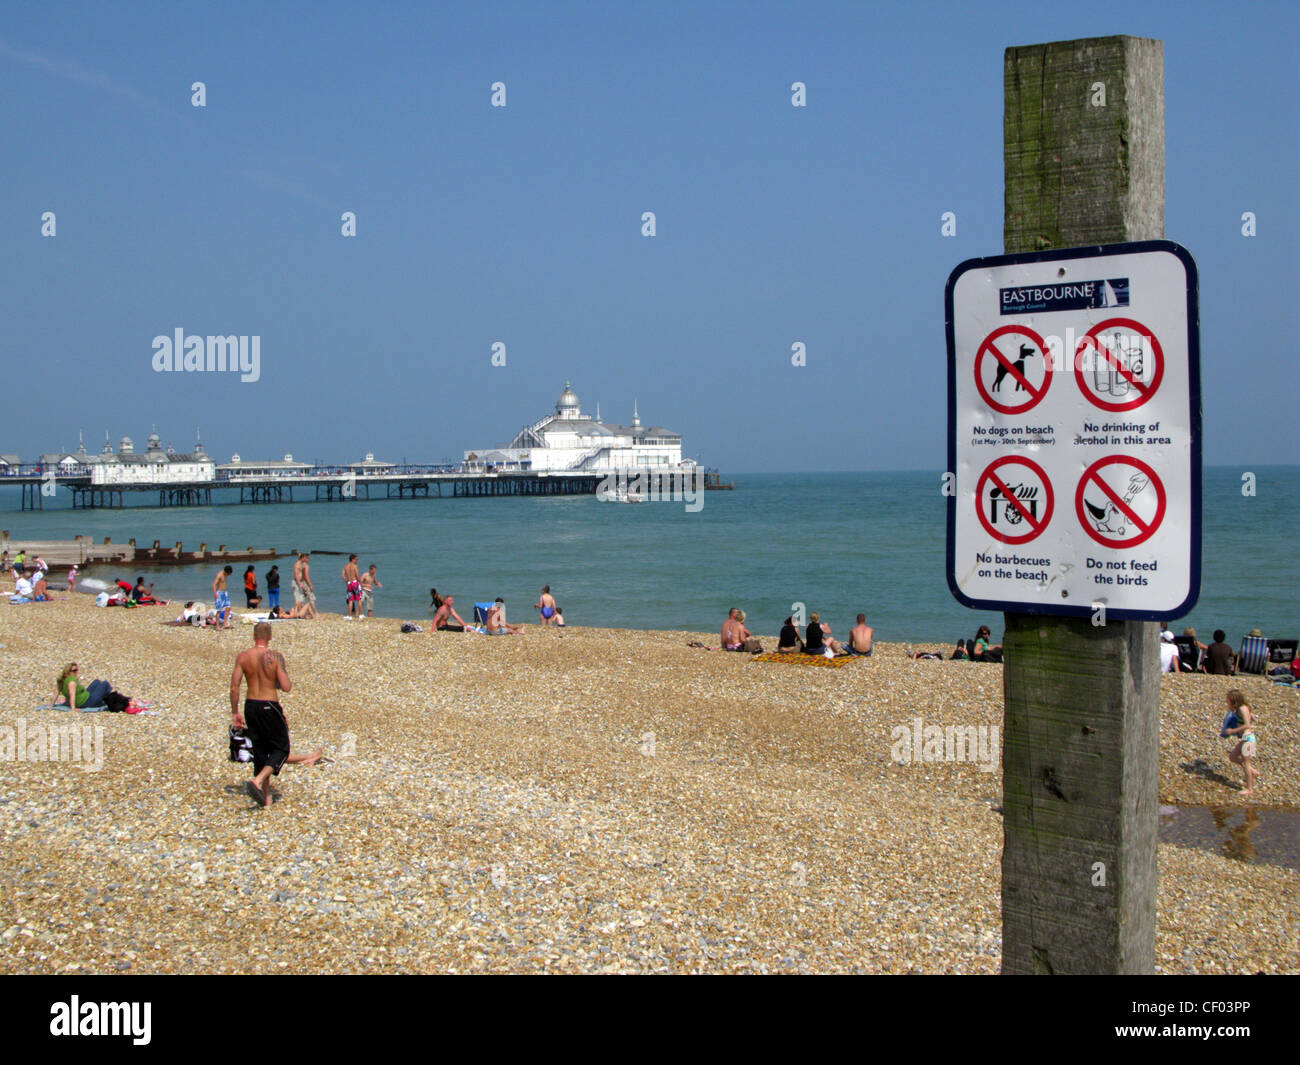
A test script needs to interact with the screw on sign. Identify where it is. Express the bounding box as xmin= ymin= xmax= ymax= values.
xmin=1075 ymin=456 xmax=1167 ymax=549
xmin=1074 ymin=317 xmax=1164 ymax=413
xmin=975 ymin=455 xmax=1054 ymax=546
xmin=974 ymin=325 xmax=1052 ymax=415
